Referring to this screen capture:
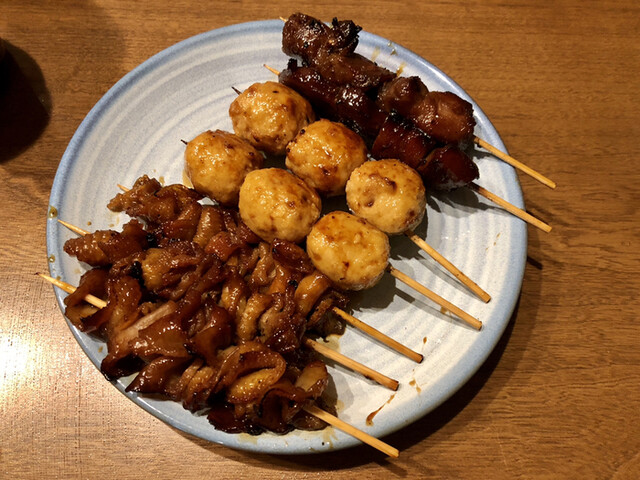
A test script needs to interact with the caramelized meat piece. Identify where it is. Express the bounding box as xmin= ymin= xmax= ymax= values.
xmin=279 ymin=60 xmax=386 ymax=140
xmin=421 ymin=145 xmax=480 ymax=191
xmin=282 ymin=12 xmax=360 ymax=62
xmin=63 ymin=220 xmax=148 ymax=267
xmin=378 ymin=76 xmax=476 ymax=144
xmin=283 ymin=13 xmax=393 ymax=90
xmin=108 ymin=175 xmax=202 ymax=228
xmin=371 ymin=111 xmax=438 ymax=172
xmin=371 ymin=112 xmax=478 ymax=190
